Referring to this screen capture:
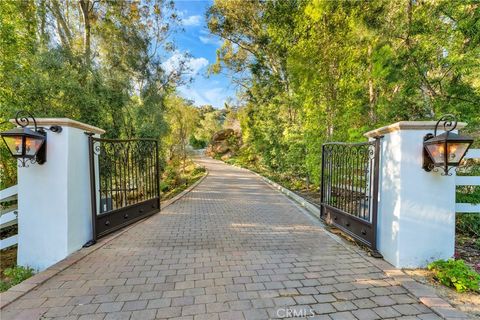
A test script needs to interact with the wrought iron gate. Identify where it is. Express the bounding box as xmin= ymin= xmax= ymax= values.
xmin=320 ymin=139 xmax=381 ymax=255
xmin=88 ymin=136 xmax=160 ymax=241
